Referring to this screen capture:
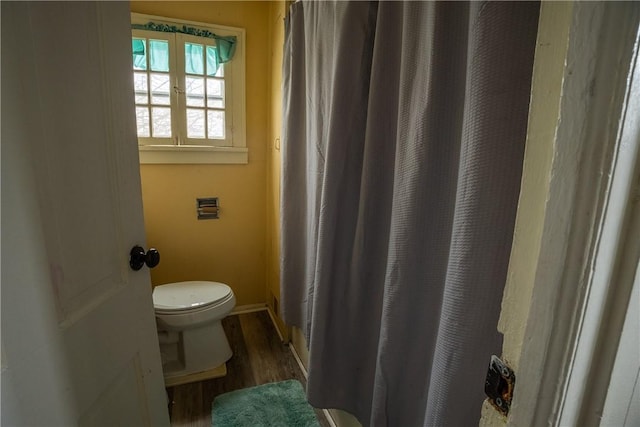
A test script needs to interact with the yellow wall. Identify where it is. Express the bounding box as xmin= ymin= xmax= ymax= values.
xmin=266 ymin=1 xmax=286 ymax=328
xmin=131 ymin=1 xmax=270 ymax=306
